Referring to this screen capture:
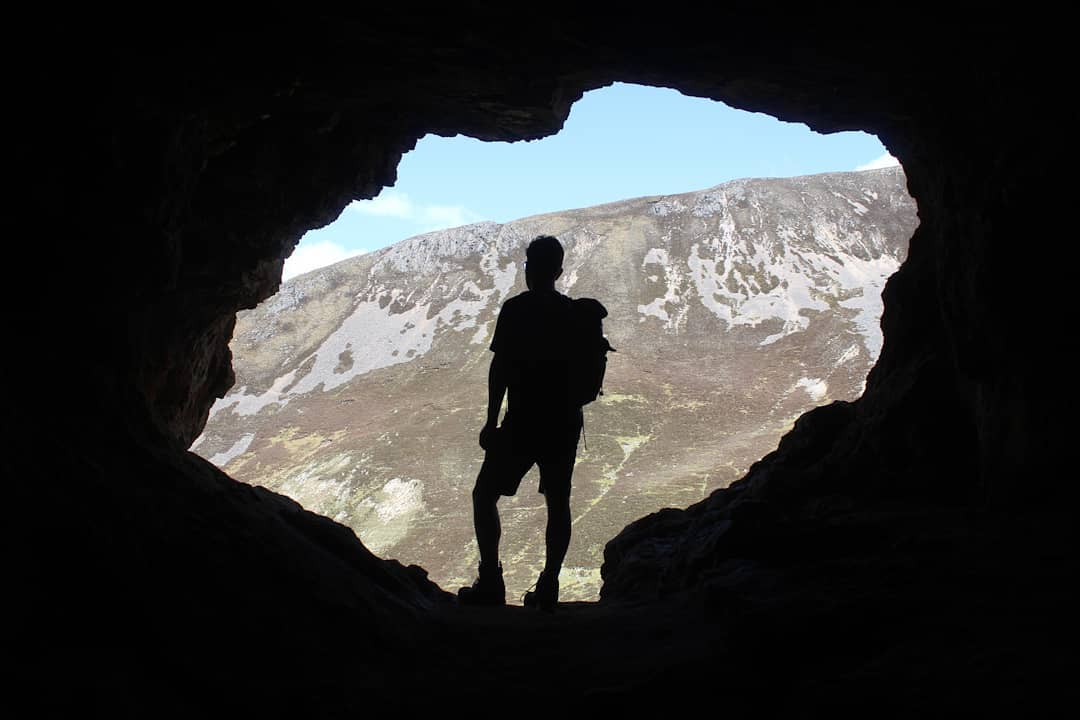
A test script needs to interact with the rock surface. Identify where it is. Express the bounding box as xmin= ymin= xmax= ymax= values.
xmin=10 ymin=9 xmax=1072 ymax=714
